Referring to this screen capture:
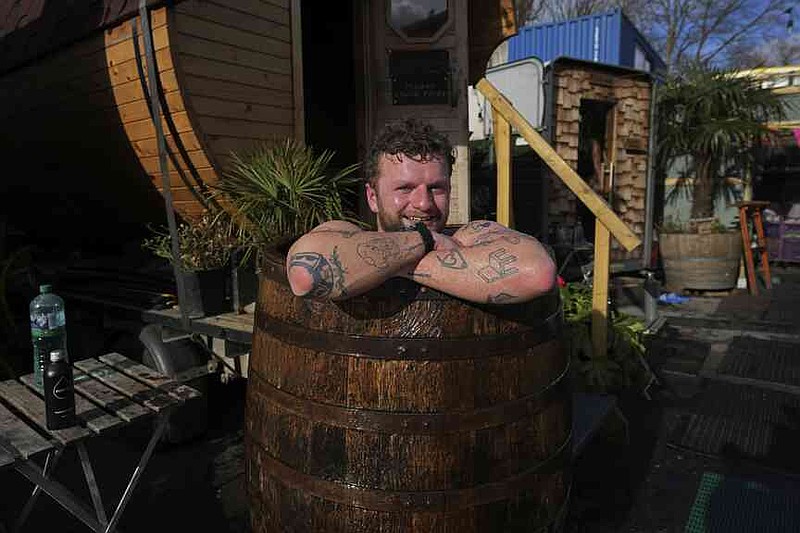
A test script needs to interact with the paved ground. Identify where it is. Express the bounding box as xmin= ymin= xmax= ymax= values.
xmin=563 ymin=266 xmax=800 ymax=532
xmin=4 ymin=266 xmax=800 ymax=532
